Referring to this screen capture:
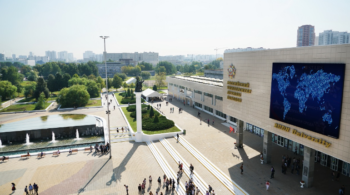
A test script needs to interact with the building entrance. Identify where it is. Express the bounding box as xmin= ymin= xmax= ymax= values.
xmin=321 ymin=153 xmax=328 ymax=166
xmin=331 ymin=157 xmax=339 ymax=171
